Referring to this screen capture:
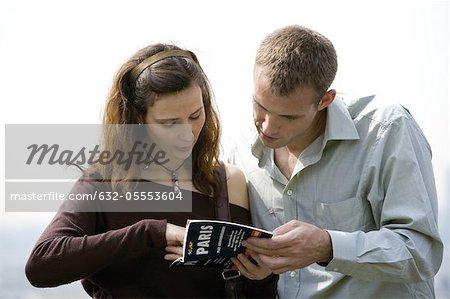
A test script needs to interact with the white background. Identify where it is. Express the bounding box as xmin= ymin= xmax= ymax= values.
xmin=1 ymin=0 xmax=449 ymax=298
